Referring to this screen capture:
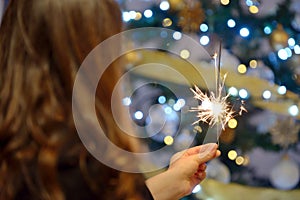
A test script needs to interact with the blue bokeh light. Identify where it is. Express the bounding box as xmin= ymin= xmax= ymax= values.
xmin=200 ymin=23 xmax=209 ymax=32
xmin=264 ymin=26 xmax=272 ymax=34
xmin=227 ymin=19 xmax=236 ymax=28
xmin=240 ymin=27 xmax=250 ymax=37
